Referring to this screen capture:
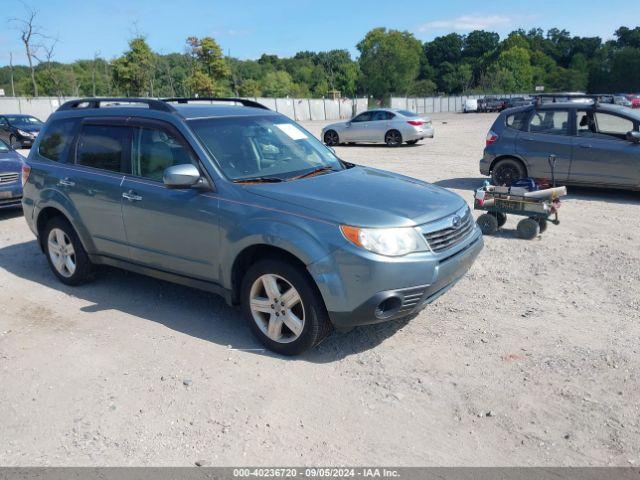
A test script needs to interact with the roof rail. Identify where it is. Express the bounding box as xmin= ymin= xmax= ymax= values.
xmin=532 ymin=93 xmax=614 ymax=106
xmin=161 ymin=97 xmax=270 ymax=111
xmin=57 ymin=97 xmax=176 ymax=112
